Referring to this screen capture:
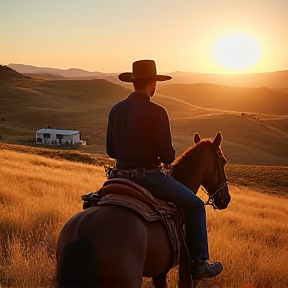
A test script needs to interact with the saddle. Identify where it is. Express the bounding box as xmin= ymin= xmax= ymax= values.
xmin=81 ymin=178 xmax=192 ymax=286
